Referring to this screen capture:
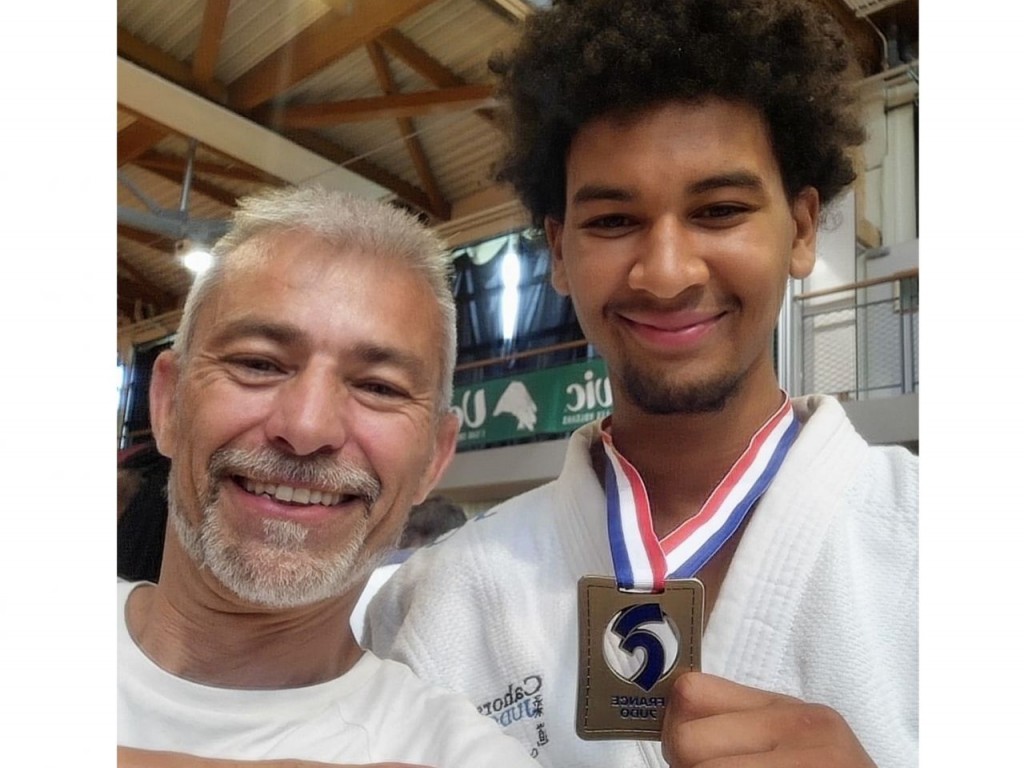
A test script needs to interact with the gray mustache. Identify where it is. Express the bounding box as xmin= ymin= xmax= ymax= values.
xmin=208 ymin=447 xmax=382 ymax=506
